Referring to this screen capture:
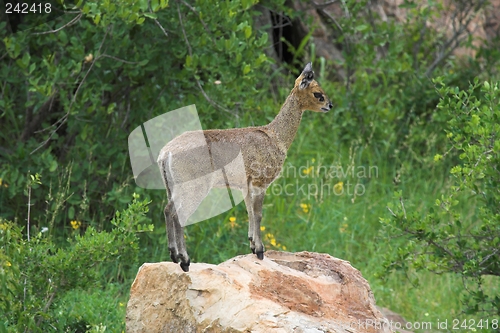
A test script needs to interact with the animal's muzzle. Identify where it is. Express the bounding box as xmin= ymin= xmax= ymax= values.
xmin=321 ymin=102 xmax=333 ymax=113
